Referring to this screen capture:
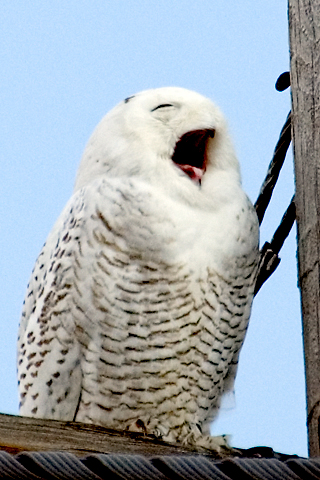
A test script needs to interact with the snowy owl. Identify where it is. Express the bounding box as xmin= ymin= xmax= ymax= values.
xmin=17 ymin=87 xmax=259 ymax=450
